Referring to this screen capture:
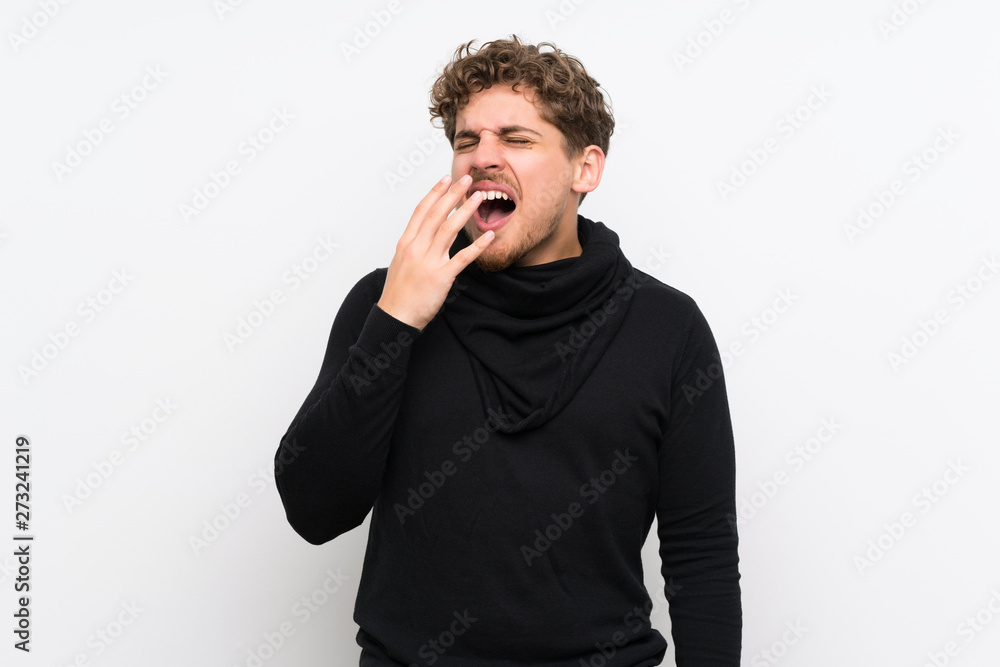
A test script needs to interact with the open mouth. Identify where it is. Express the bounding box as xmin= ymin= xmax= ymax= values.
xmin=474 ymin=190 xmax=517 ymax=231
